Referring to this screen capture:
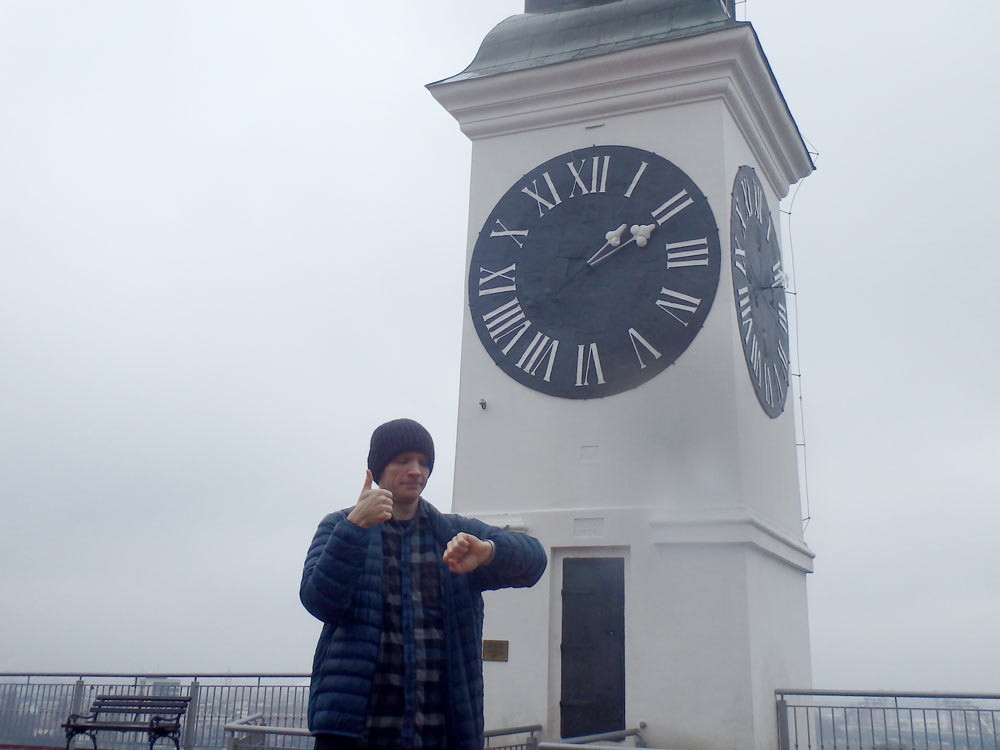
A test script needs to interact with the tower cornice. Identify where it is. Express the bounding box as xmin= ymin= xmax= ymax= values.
xmin=428 ymin=24 xmax=813 ymax=197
